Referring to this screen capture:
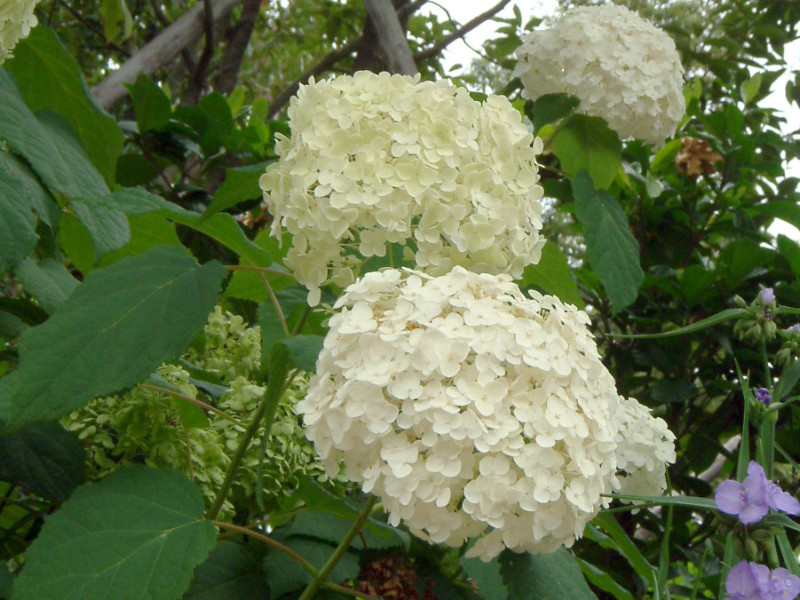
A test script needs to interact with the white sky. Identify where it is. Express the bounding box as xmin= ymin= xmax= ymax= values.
xmin=429 ymin=1 xmax=800 ymax=241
